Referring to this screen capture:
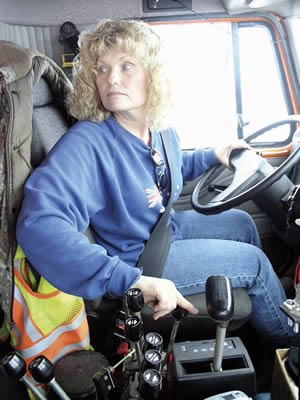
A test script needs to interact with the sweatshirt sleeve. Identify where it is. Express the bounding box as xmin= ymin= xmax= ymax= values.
xmin=181 ymin=148 xmax=217 ymax=182
xmin=16 ymin=123 xmax=141 ymax=299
